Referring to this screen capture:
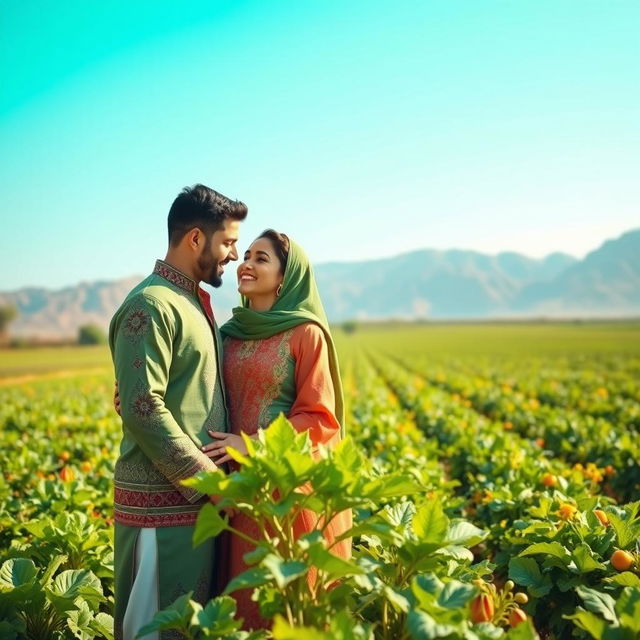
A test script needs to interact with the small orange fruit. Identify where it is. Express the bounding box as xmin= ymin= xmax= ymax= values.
xmin=58 ymin=451 xmax=71 ymax=462
xmin=81 ymin=461 xmax=92 ymax=473
xmin=542 ymin=473 xmax=557 ymax=488
xmin=611 ymin=550 xmax=634 ymax=572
